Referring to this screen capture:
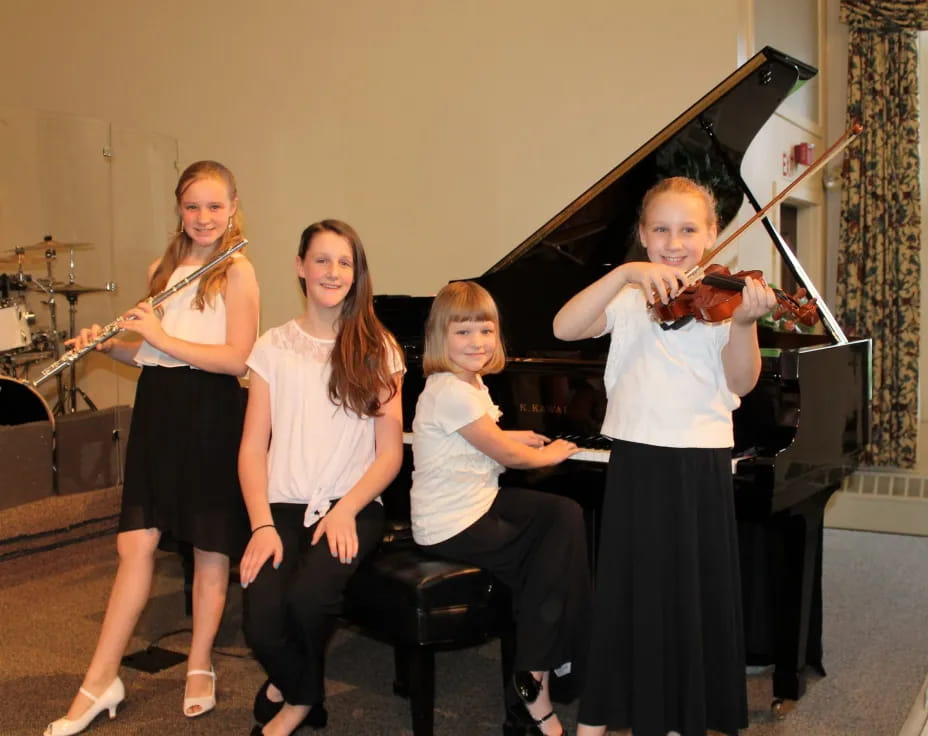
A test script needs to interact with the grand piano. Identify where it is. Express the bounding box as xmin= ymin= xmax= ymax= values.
xmin=375 ymin=46 xmax=872 ymax=709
